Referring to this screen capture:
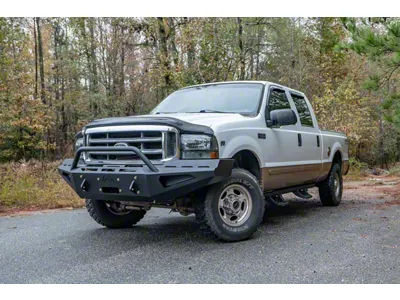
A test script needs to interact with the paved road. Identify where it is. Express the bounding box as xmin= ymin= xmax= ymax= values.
xmin=0 ymin=194 xmax=399 ymax=283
